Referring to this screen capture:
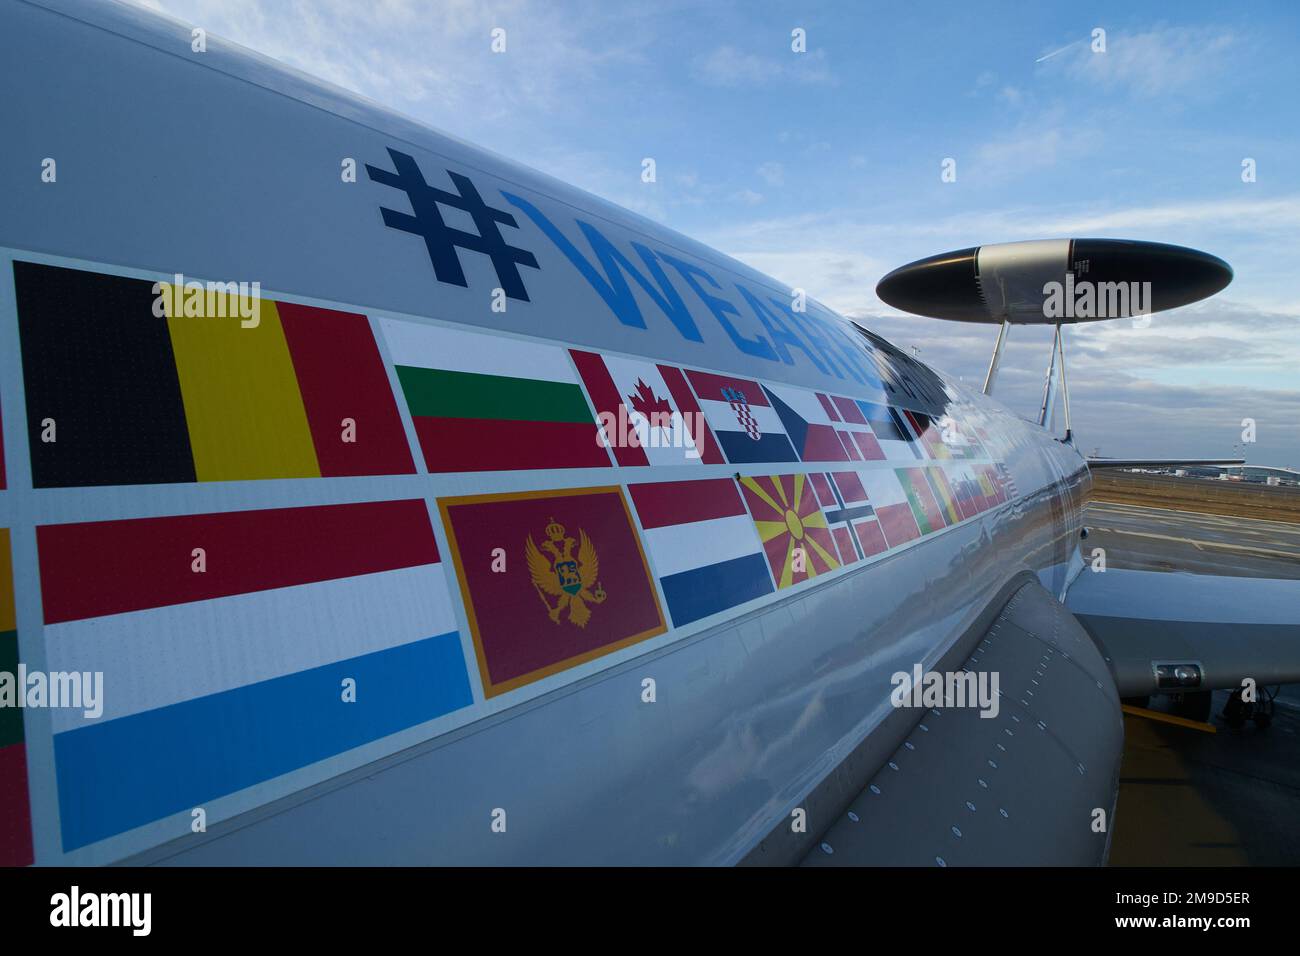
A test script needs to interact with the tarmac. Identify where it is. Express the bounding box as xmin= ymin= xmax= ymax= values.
xmin=1085 ymin=500 xmax=1300 ymax=865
